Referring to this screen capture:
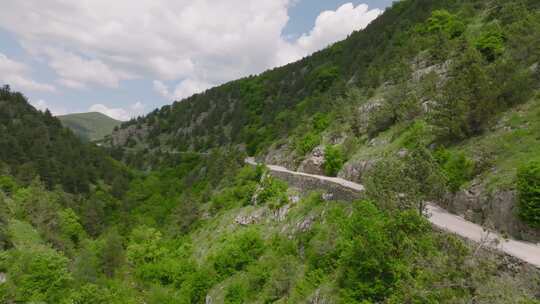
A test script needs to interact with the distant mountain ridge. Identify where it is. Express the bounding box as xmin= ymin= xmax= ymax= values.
xmin=58 ymin=111 xmax=121 ymax=141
